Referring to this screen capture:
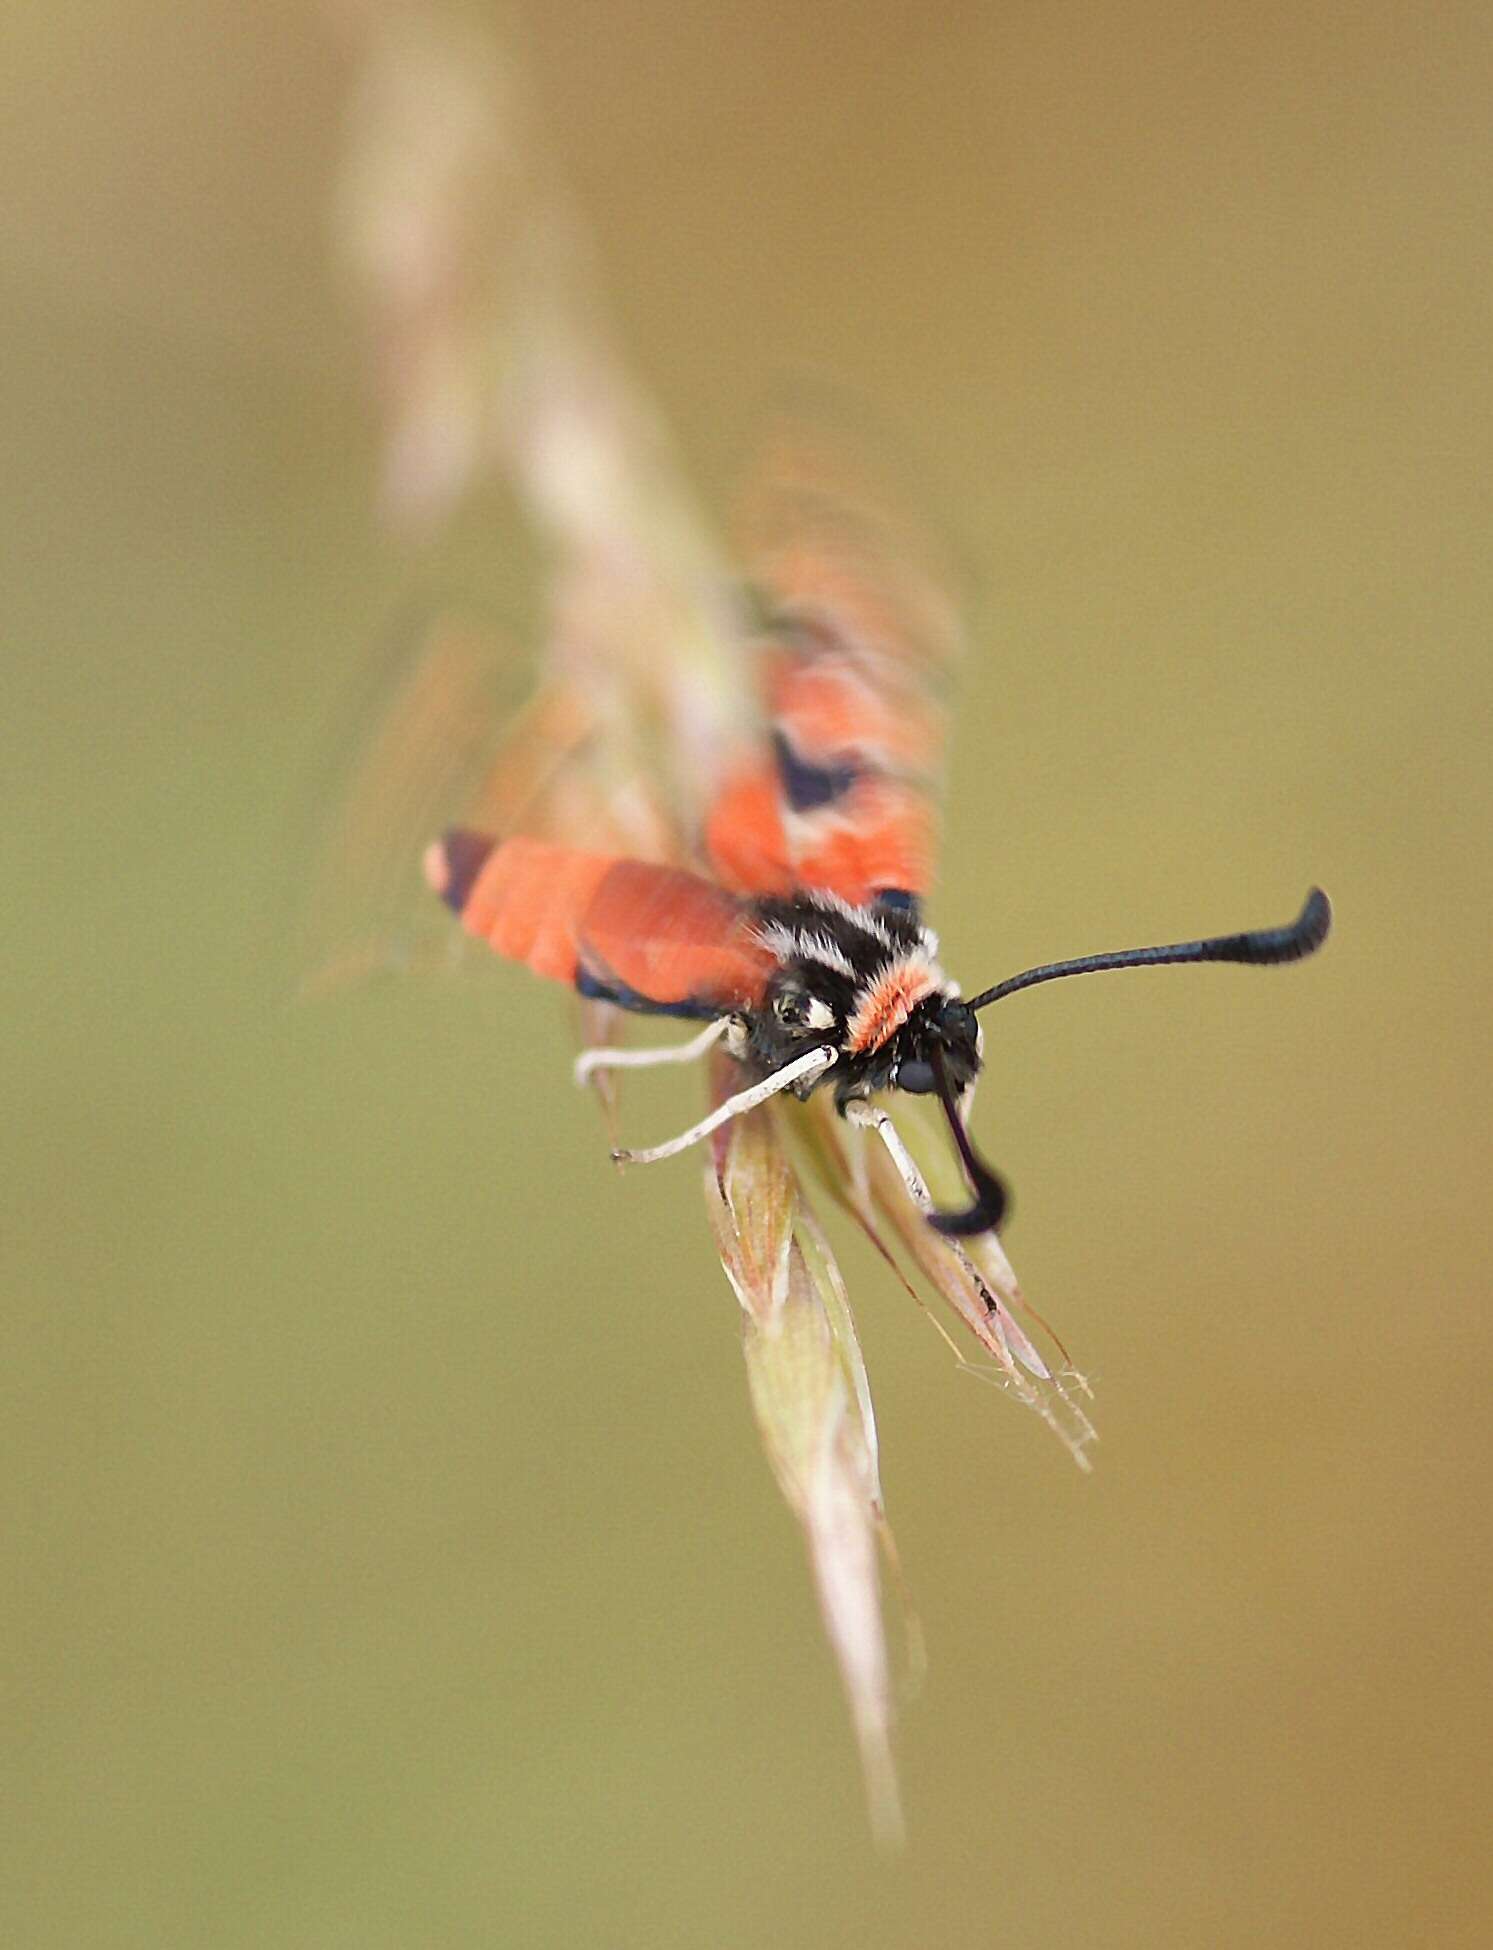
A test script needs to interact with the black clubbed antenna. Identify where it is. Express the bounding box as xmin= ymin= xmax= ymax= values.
xmin=965 ymin=887 xmax=1332 ymax=1013
xmin=927 ymin=1046 xmax=1010 ymax=1237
